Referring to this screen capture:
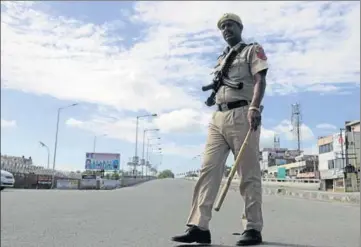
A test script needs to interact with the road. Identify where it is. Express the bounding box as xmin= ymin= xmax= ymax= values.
xmin=1 ymin=179 xmax=359 ymax=247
